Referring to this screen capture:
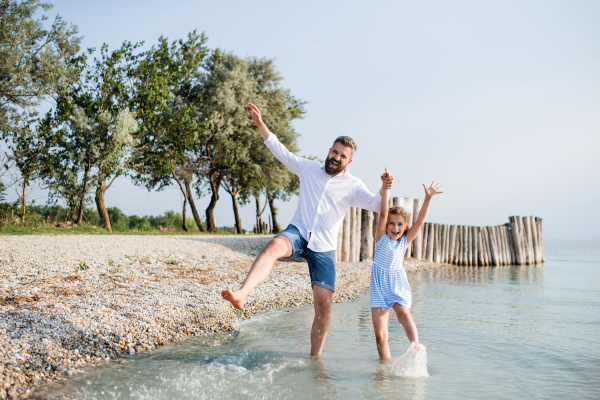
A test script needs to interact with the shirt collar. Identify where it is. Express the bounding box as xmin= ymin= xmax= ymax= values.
xmin=320 ymin=165 xmax=351 ymax=178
